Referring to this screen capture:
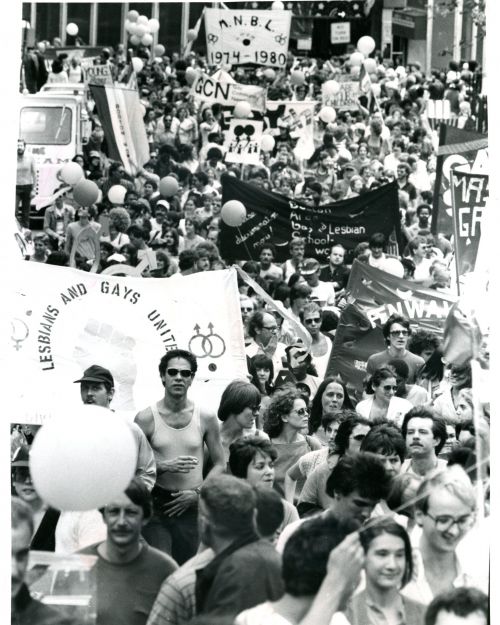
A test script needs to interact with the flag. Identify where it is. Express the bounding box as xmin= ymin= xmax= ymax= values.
xmin=431 ymin=124 xmax=488 ymax=237
xmin=6 ymin=264 xmax=247 ymax=422
xmin=219 ymin=175 xmax=403 ymax=263
xmin=326 ymin=261 xmax=457 ymax=403
xmin=359 ymin=63 xmax=375 ymax=113
xmin=89 ymin=84 xmax=149 ymax=176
